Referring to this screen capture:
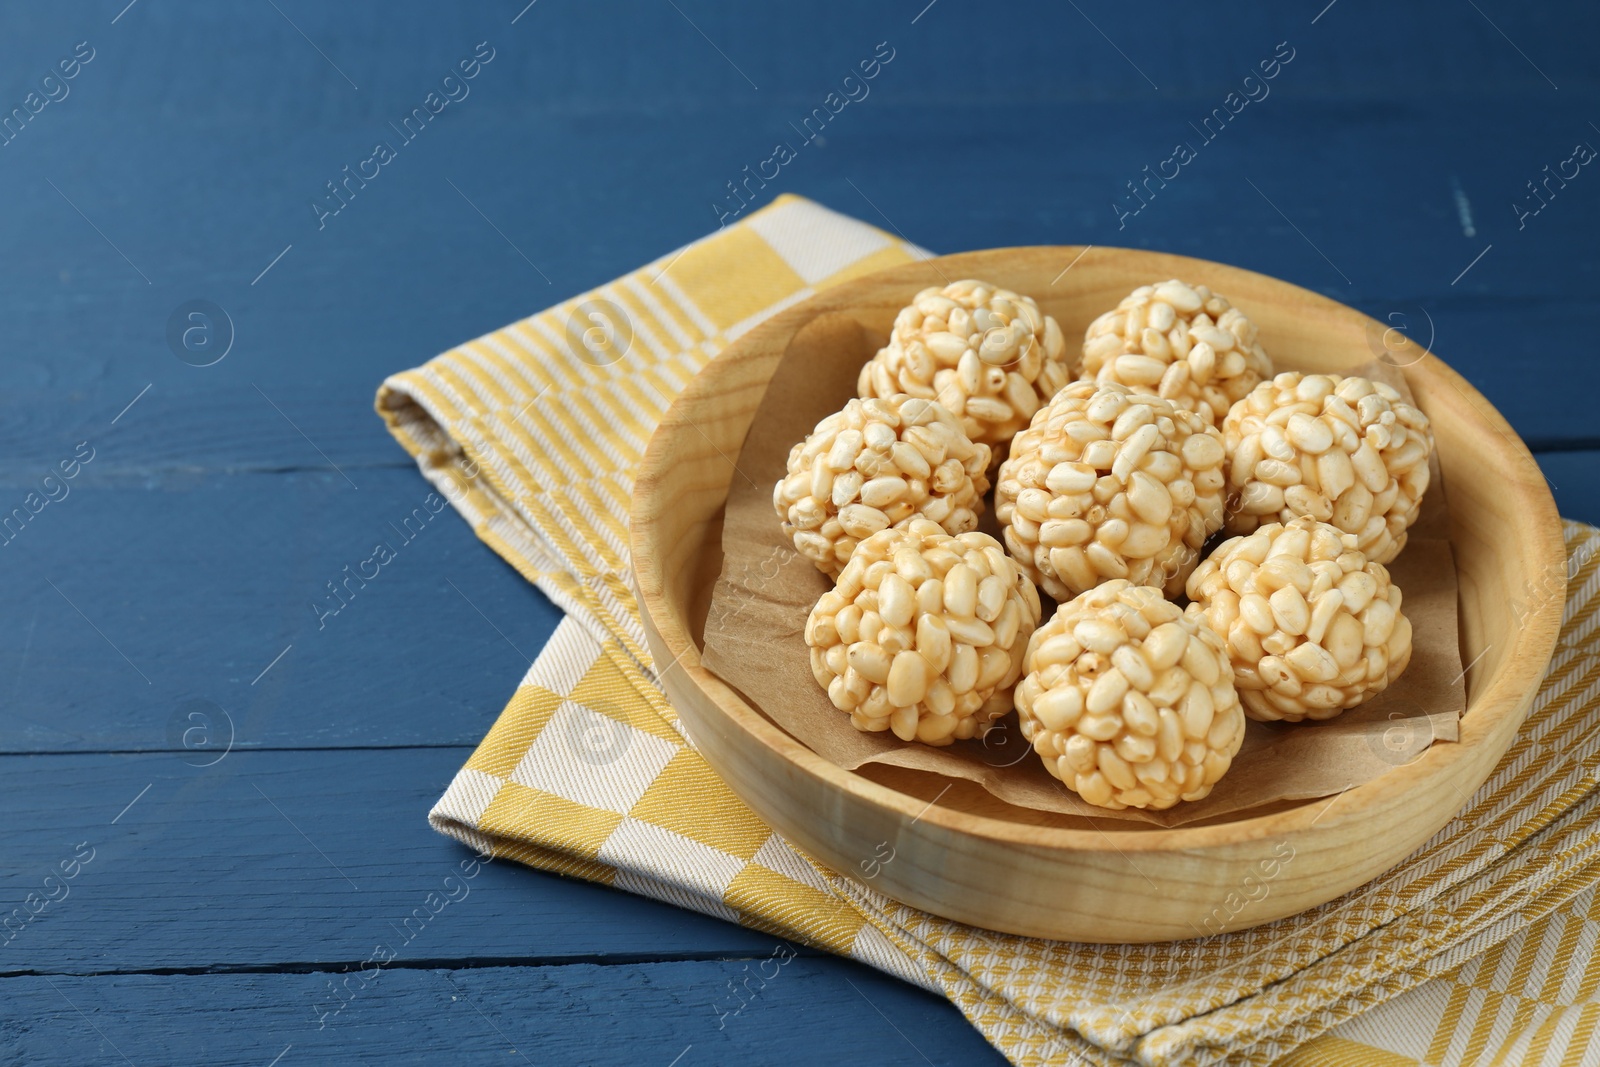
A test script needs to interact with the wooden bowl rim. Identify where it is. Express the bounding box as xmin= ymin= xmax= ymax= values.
xmin=631 ymin=245 xmax=1566 ymax=852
